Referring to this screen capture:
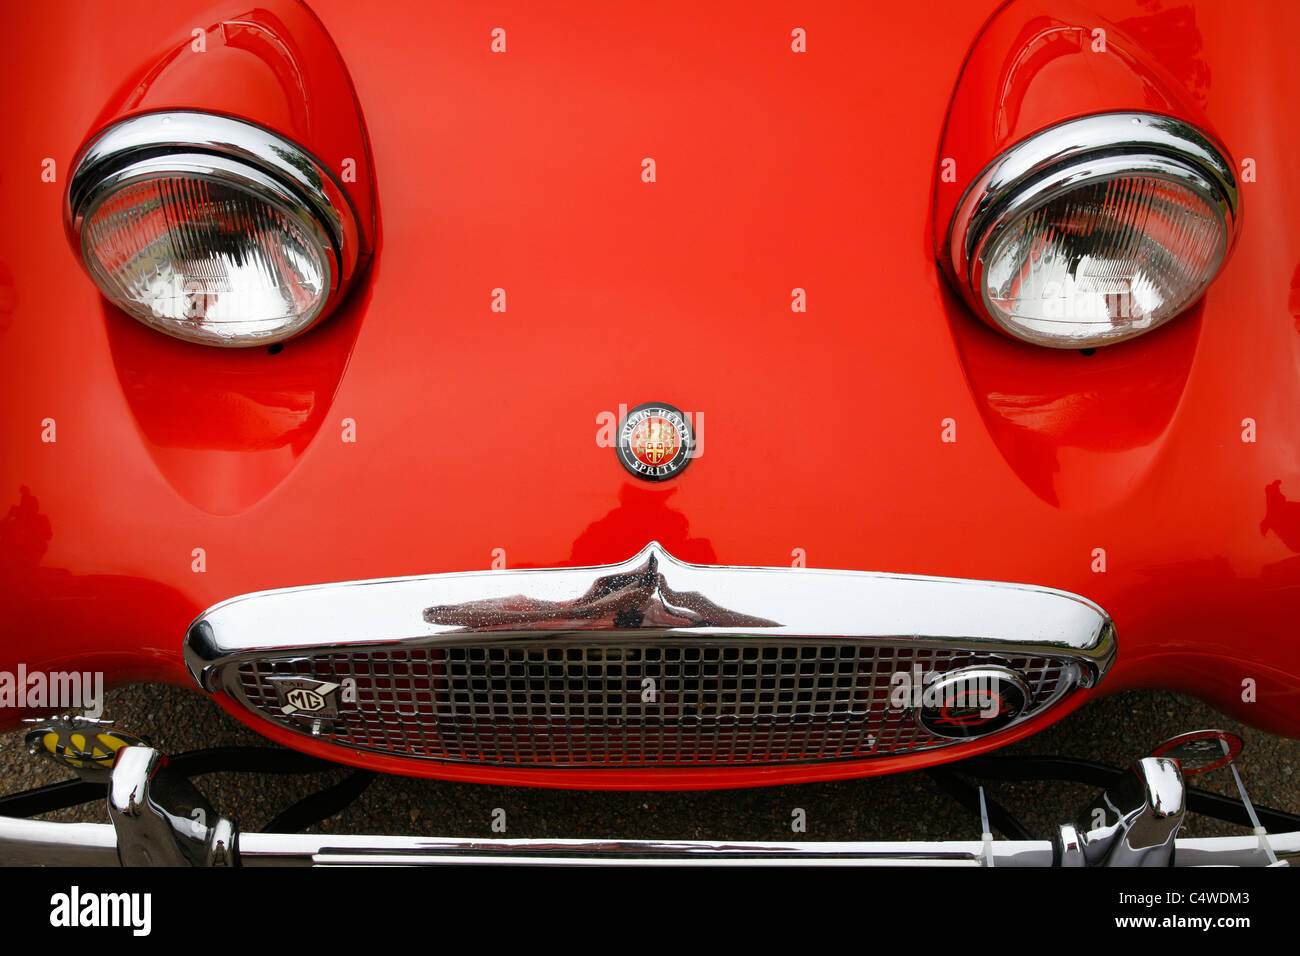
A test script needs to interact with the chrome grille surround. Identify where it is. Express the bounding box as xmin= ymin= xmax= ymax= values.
xmin=186 ymin=542 xmax=1116 ymax=769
